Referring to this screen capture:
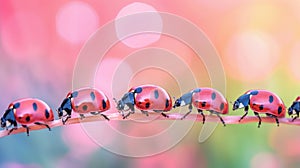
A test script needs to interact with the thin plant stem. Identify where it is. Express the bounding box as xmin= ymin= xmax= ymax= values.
xmin=0 ymin=113 xmax=298 ymax=138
